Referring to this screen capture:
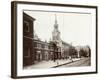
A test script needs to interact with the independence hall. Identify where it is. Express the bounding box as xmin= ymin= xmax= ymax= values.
xmin=23 ymin=12 xmax=80 ymax=67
